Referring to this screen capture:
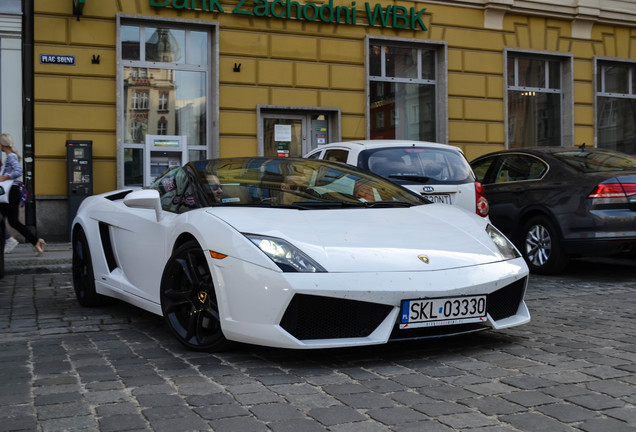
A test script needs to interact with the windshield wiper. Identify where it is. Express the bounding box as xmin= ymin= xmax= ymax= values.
xmin=362 ymin=200 xmax=415 ymax=208
xmin=254 ymin=199 xmax=416 ymax=210
xmin=292 ymin=199 xmax=418 ymax=209
xmin=289 ymin=201 xmax=366 ymax=209
xmin=387 ymin=175 xmax=431 ymax=183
